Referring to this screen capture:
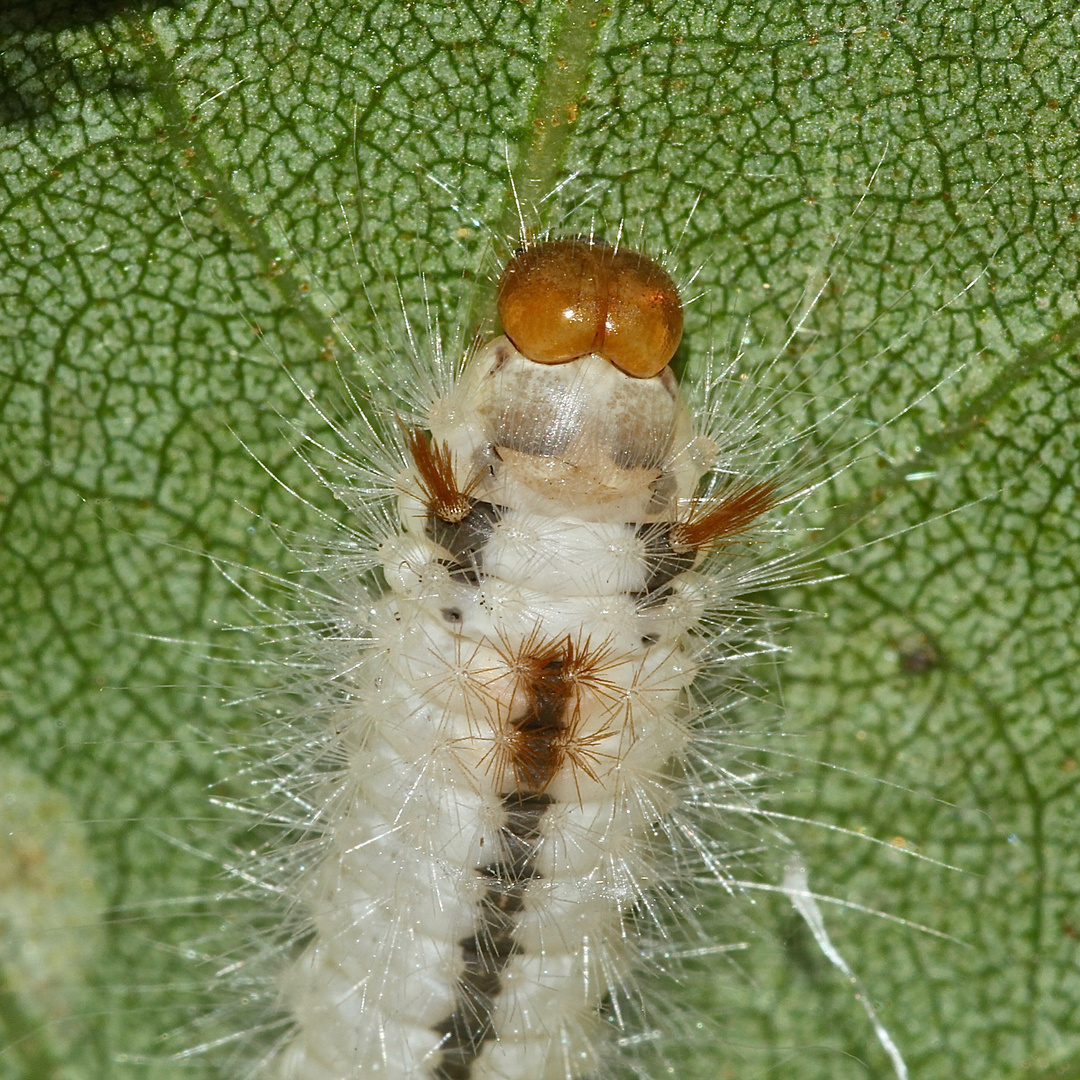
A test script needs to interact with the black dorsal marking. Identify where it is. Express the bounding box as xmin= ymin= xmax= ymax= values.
xmin=430 ymin=641 xmax=573 ymax=1075
xmin=426 ymin=500 xmax=501 ymax=585
xmin=430 ymin=792 xmax=554 ymax=1079
xmin=630 ymin=522 xmax=697 ymax=603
